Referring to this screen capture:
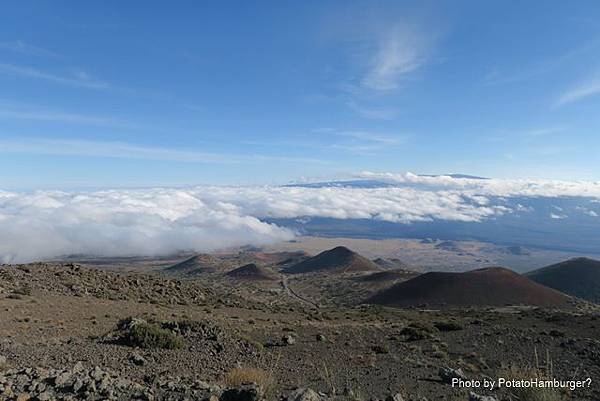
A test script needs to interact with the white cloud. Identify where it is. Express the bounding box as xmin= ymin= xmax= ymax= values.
xmin=362 ymin=24 xmax=430 ymax=91
xmin=324 ymin=10 xmax=438 ymax=118
xmin=333 ymin=131 xmax=406 ymax=154
xmin=575 ymin=206 xmax=599 ymax=217
xmin=241 ymin=129 xmax=405 ymax=156
xmin=0 ymin=189 xmax=294 ymax=263
xmin=3 ymin=173 xmax=600 ymax=263
xmin=550 ymin=213 xmax=567 ymax=219
xmin=0 ymin=138 xmax=239 ymax=164
xmin=357 ymin=171 xmax=600 ymax=198
xmin=0 ymin=40 xmax=60 ymax=58
xmin=0 ymin=109 xmax=121 ymax=126
xmin=201 ymin=186 xmax=502 ymax=224
xmin=0 ymin=63 xmax=109 ymax=89
xmin=484 ymin=44 xmax=592 ymax=87
xmin=336 ymin=131 xmax=402 ymax=144
xmin=521 ymin=127 xmax=566 ymax=137
xmin=0 ymin=138 xmax=329 ymax=165
xmin=556 ymin=78 xmax=600 ymax=106
xmin=346 ymin=102 xmax=398 ymax=120
xmin=0 ymin=183 xmax=510 ymax=263
xmin=0 ymin=101 xmax=144 ymax=130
